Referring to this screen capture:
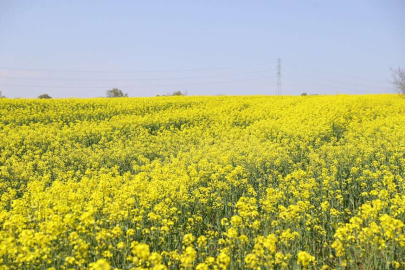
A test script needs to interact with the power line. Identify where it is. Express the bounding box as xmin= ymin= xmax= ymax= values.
xmin=283 ymin=62 xmax=390 ymax=84
xmin=283 ymin=73 xmax=391 ymax=90
xmin=283 ymin=68 xmax=391 ymax=86
xmin=0 ymin=70 xmax=273 ymax=82
xmin=0 ymin=76 xmax=276 ymax=89
xmin=0 ymin=62 xmax=275 ymax=74
xmin=285 ymin=77 xmax=390 ymax=94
